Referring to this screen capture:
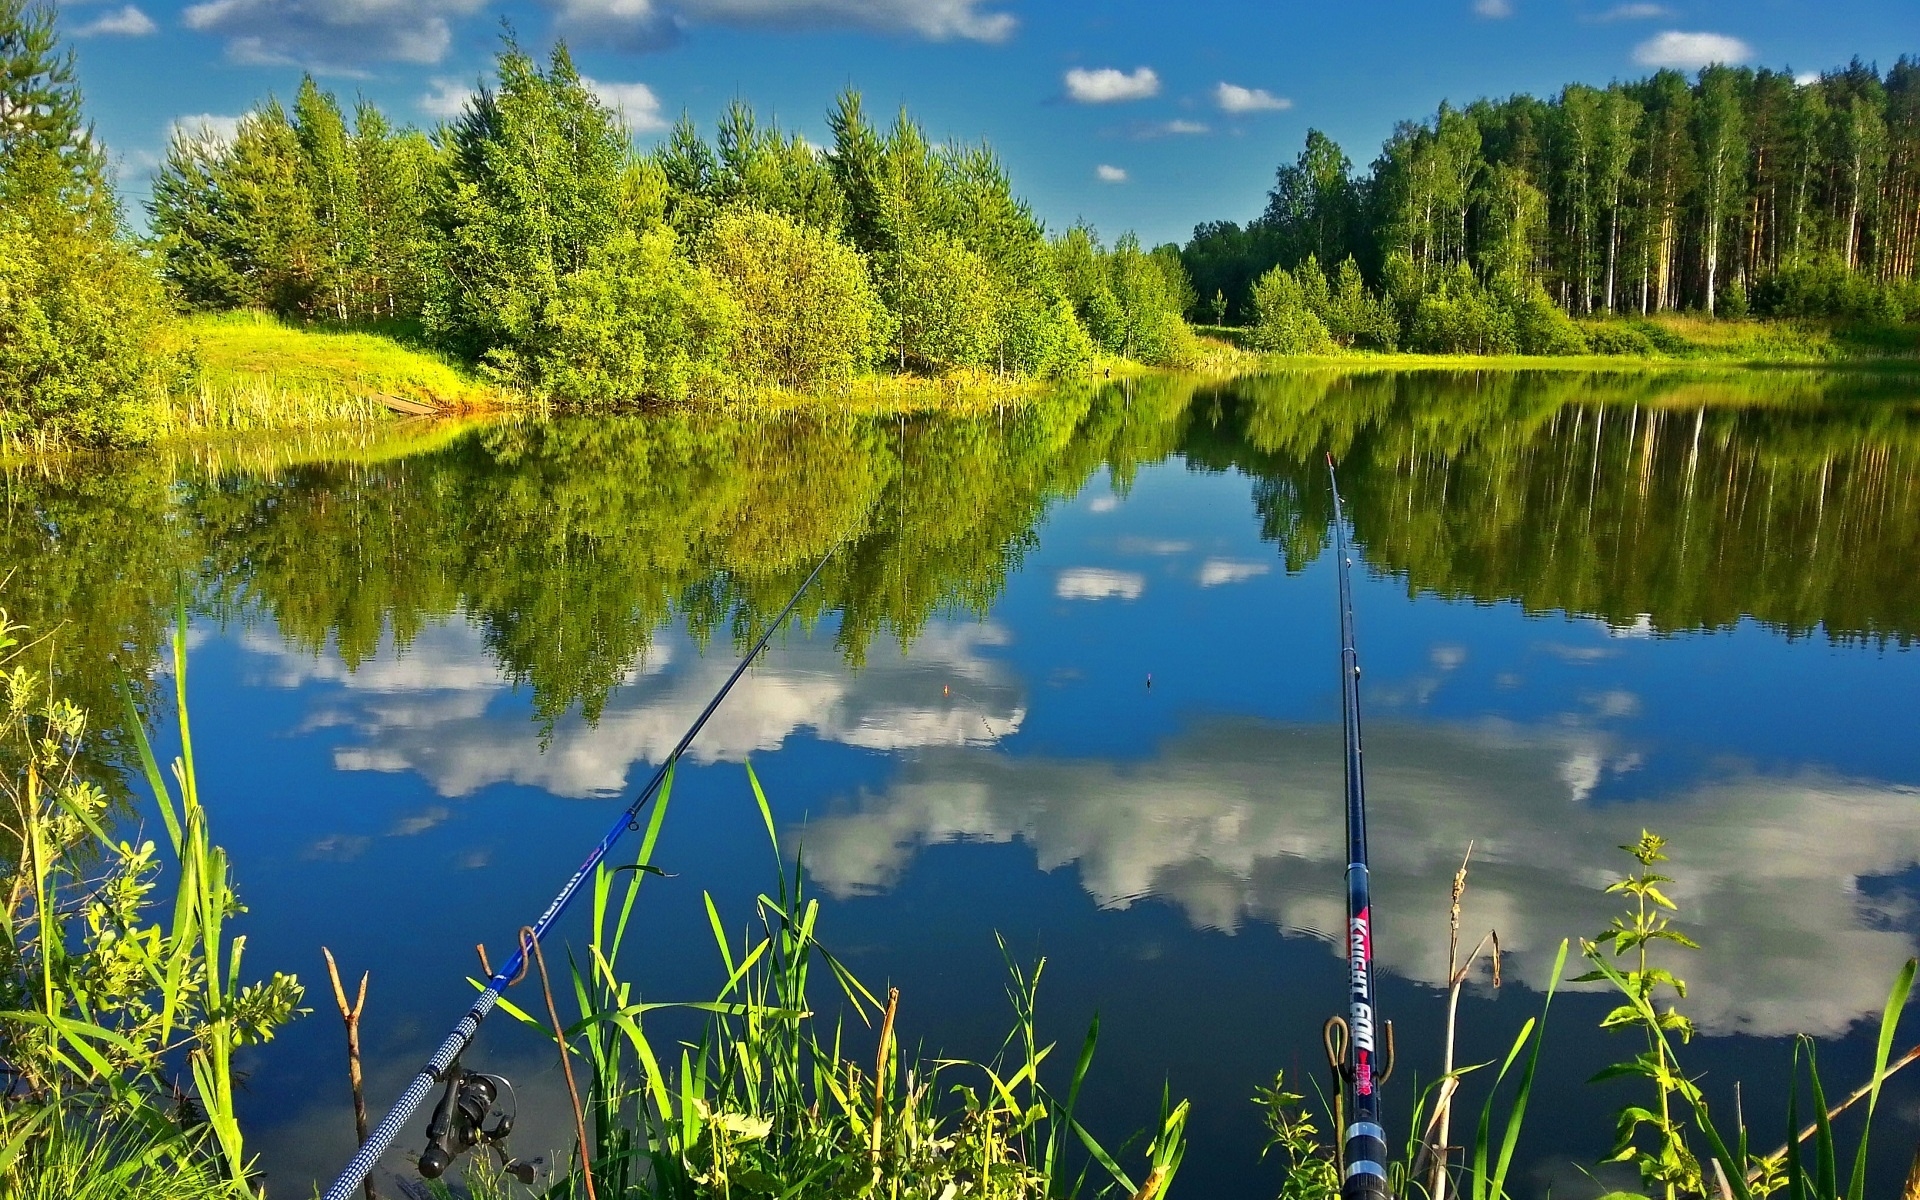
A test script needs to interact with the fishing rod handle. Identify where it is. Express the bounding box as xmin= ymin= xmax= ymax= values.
xmin=321 ymin=989 xmax=501 ymax=1200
